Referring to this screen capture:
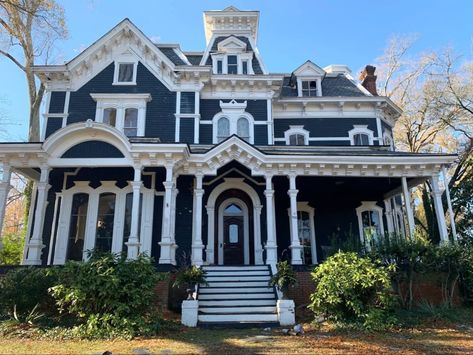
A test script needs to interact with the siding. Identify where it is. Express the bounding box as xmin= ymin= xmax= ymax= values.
xmin=199 ymin=124 xmax=212 ymax=144
xmin=66 ymin=62 xmax=177 ymax=142
xmin=180 ymin=118 xmax=194 ymax=143
xmin=49 ymin=92 xmax=66 ymax=113
xmin=174 ymin=175 xmax=194 ymax=265
xmin=61 ymin=141 xmax=124 ymax=158
xmin=45 ymin=117 xmax=63 ymax=138
xmin=254 ymin=125 xmax=268 ymax=145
